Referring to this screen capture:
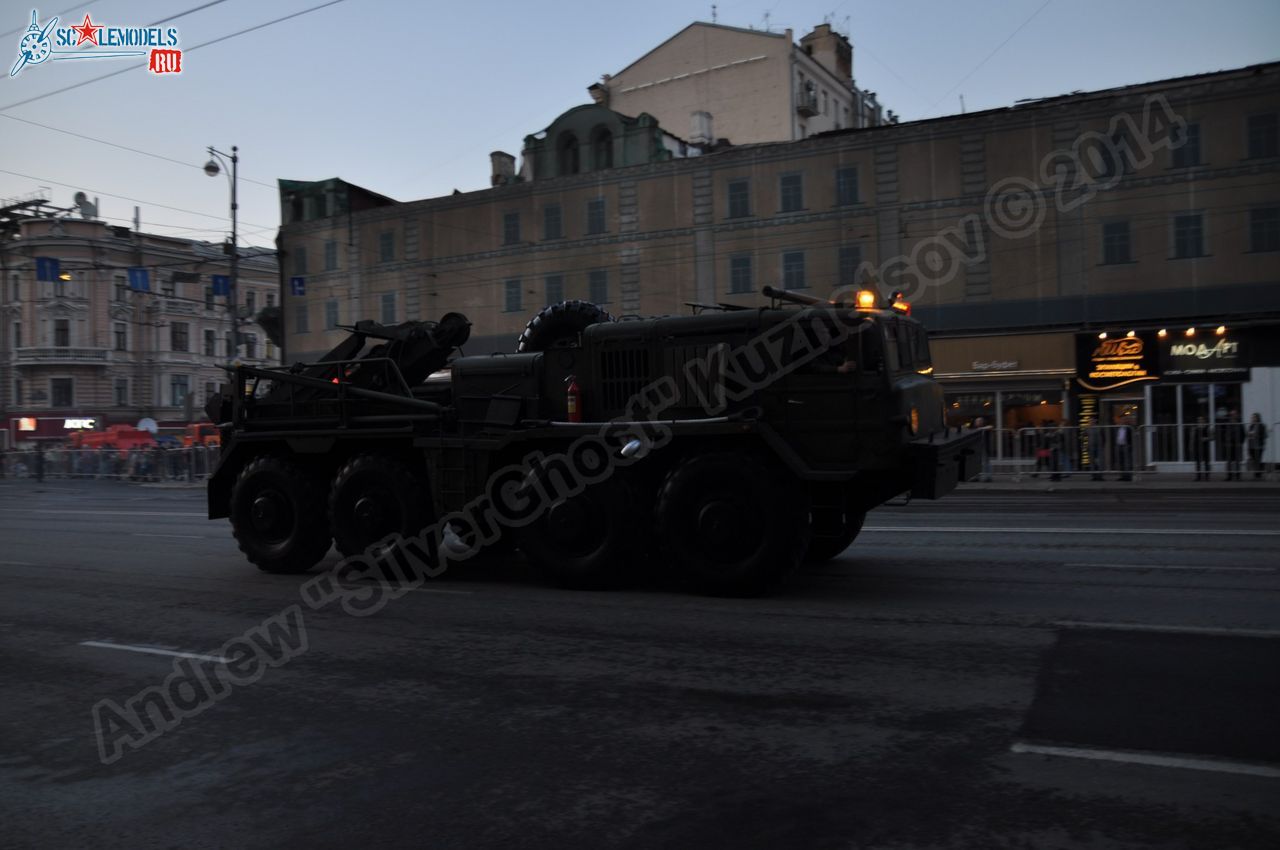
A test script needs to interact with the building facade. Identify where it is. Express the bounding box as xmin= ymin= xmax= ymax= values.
xmin=0 ymin=213 xmax=280 ymax=447
xmin=591 ymin=22 xmax=890 ymax=146
xmin=278 ymin=63 xmax=1280 ymax=469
